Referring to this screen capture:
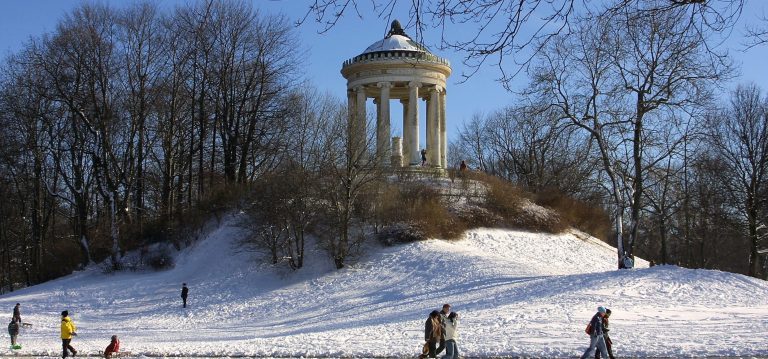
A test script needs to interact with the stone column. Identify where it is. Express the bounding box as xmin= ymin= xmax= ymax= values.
xmin=440 ymin=90 xmax=447 ymax=168
xmin=347 ymin=89 xmax=355 ymax=137
xmin=408 ymin=81 xmax=421 ymax=165
xmin=377 ymin=82 xmax=392 ymax=167
xmin=391 ymin=136 xmax=403 ymax=168
xmin=354 ymin=85 xmax=367 ymax=156
xmin=400 ymin=99 xmax=409 ymax=164
xmin=428 ymin=86 xmax=442 ymax=167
